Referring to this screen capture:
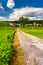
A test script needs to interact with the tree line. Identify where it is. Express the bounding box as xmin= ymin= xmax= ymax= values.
xmin=19 ymin=17 xmax=43 ymax=27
